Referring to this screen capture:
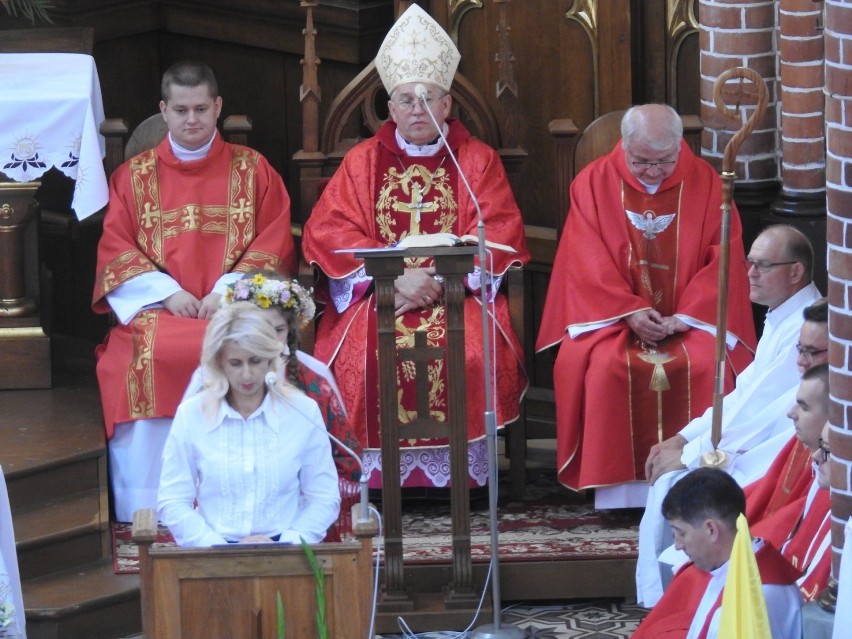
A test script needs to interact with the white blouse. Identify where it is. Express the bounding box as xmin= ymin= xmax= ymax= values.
xmin=158 ymin=389 xmax=340 ymax=547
